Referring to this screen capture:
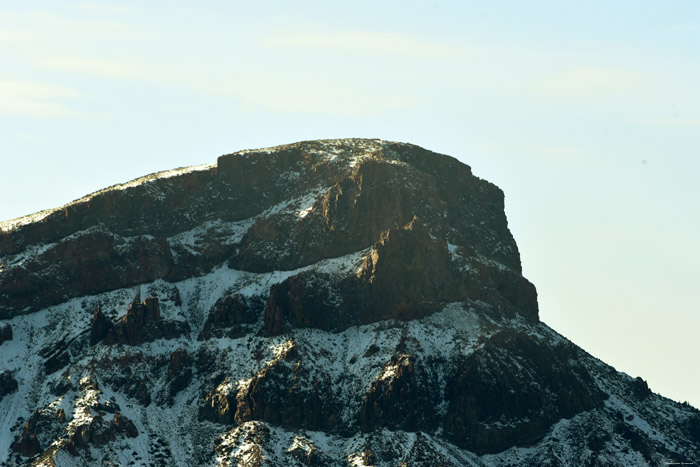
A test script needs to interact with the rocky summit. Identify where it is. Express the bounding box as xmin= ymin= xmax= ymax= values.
xmin=0 ymin=139 xmax=698 ymax=466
